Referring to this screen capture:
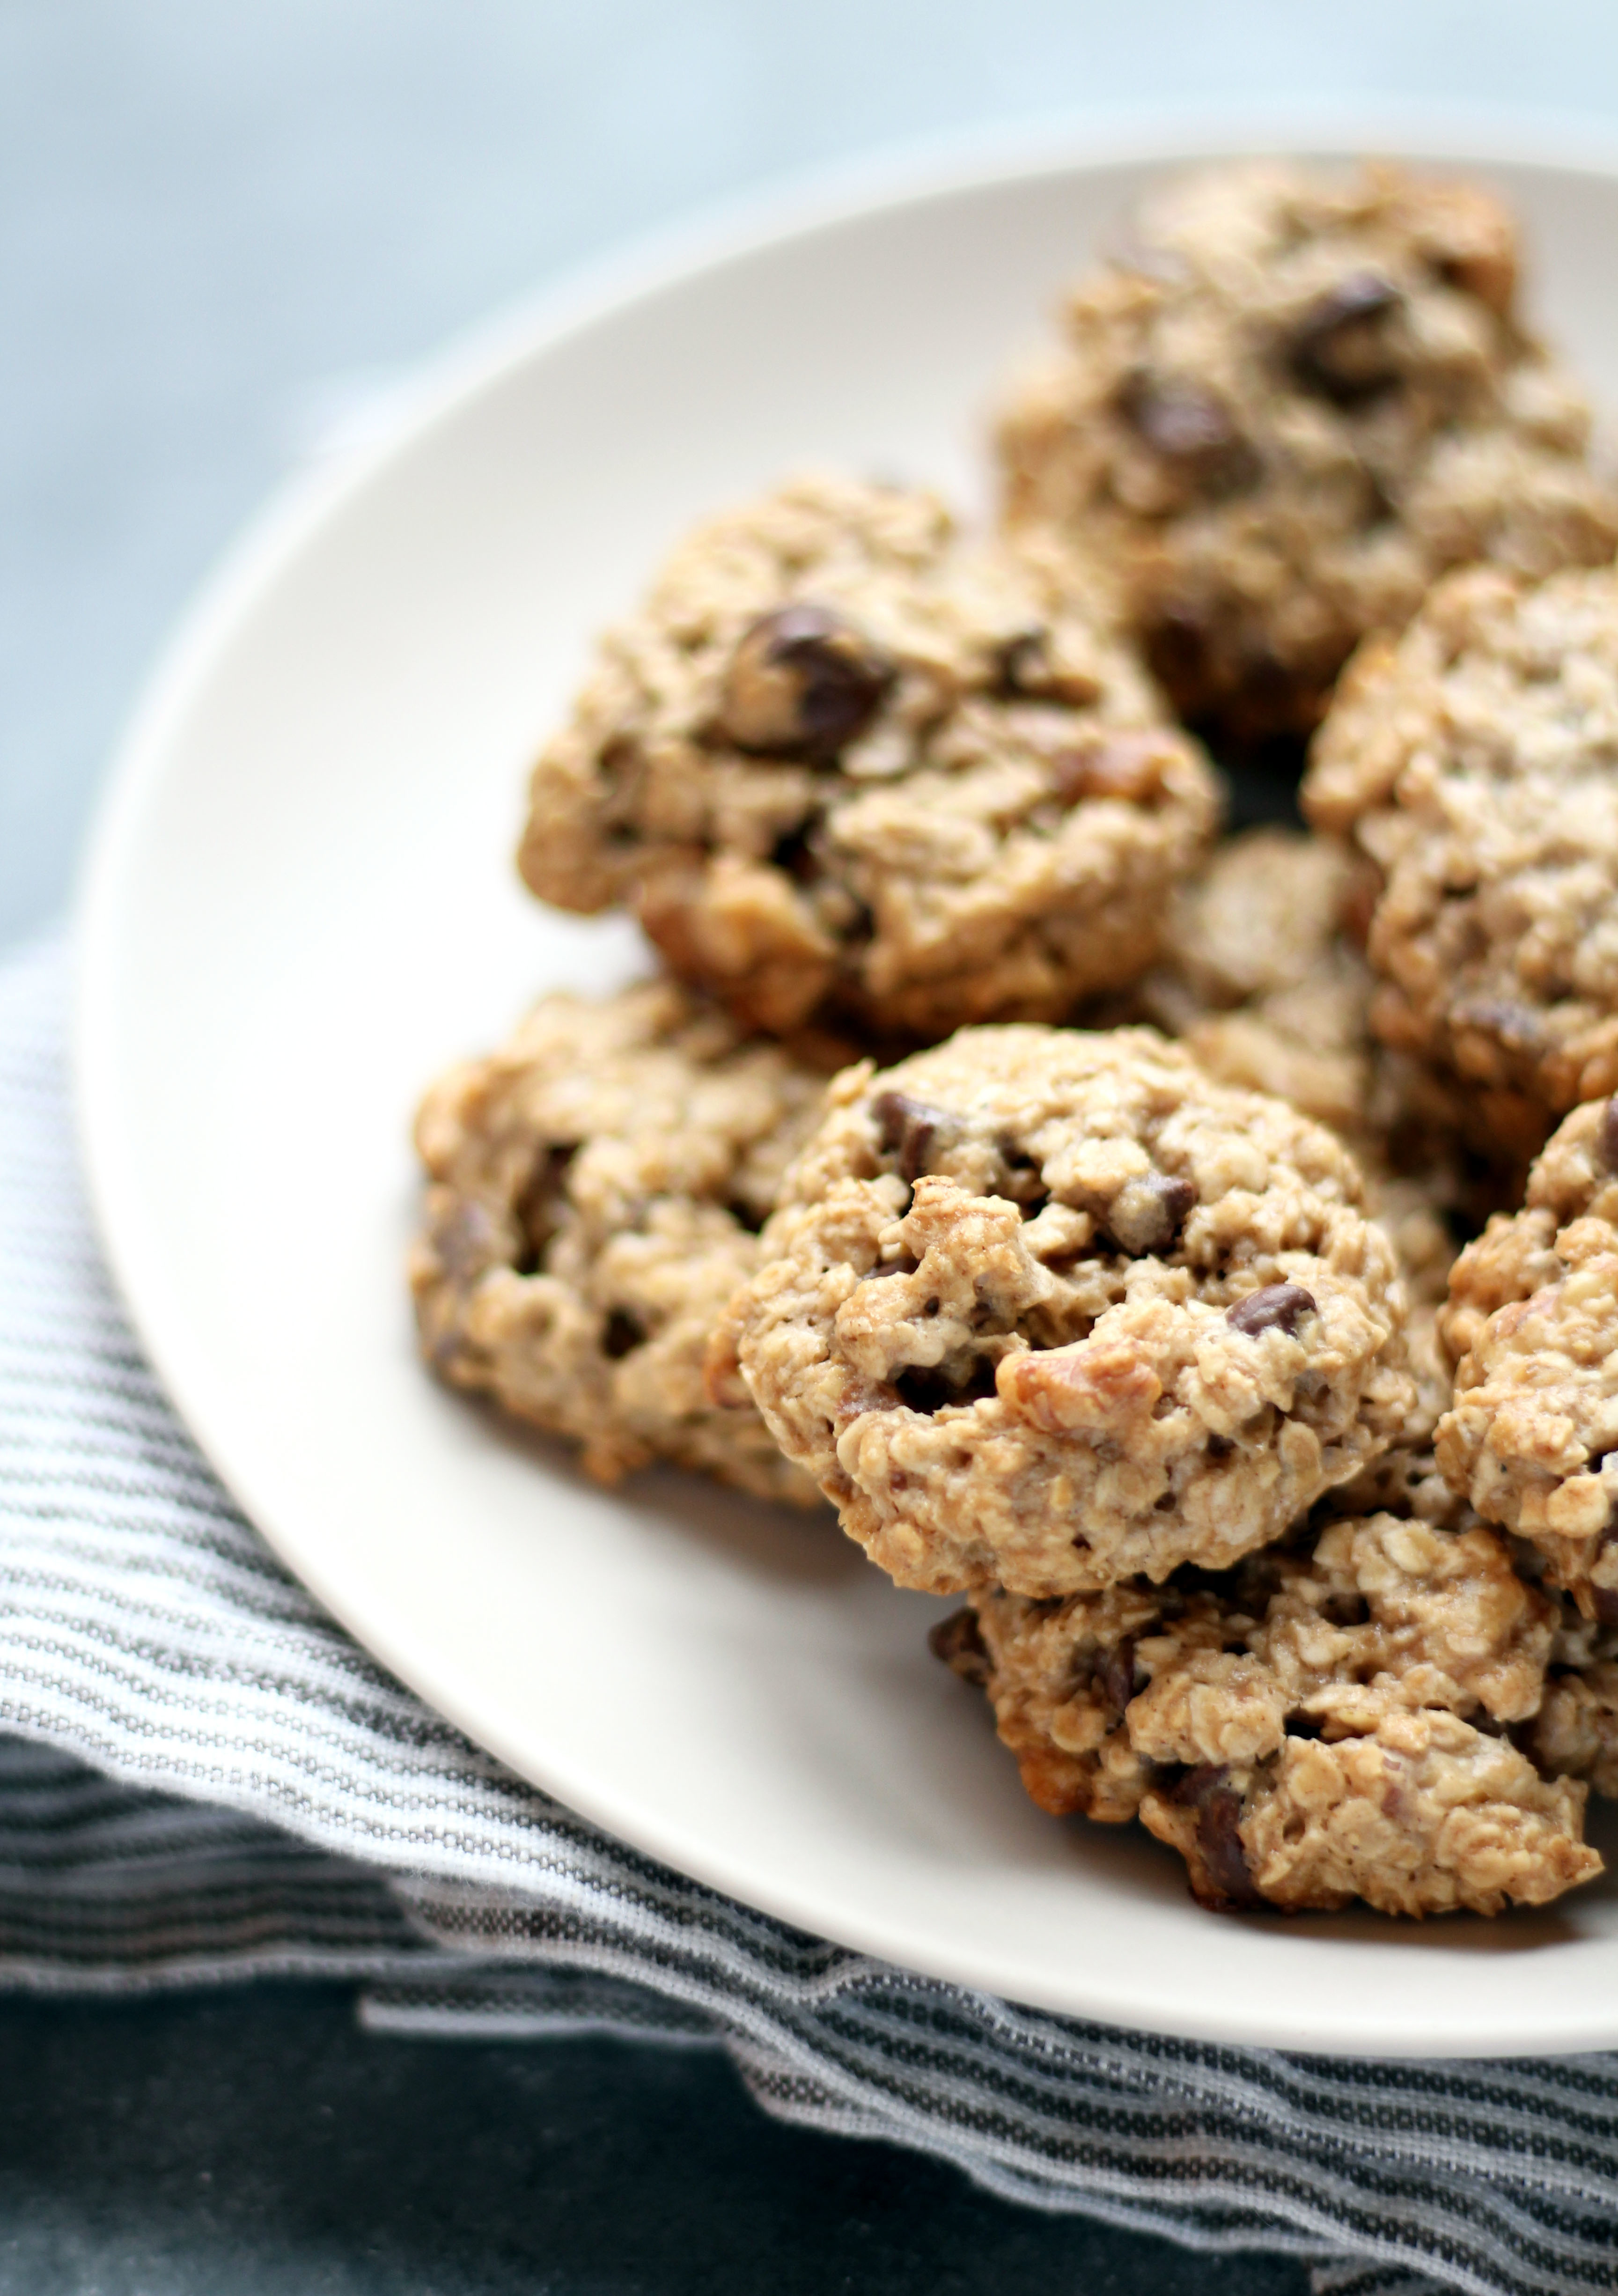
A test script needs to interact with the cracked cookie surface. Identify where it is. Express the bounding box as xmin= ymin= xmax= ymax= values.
xmin=518 ymin=476 xmax=1220 ymax=1039
xmin=997 ymin=162 xmax=1617 ymax=742
xmin=935 ymin=1500 xmax=1596 ymax=1915
xmin=1306 ymin=561 xmax=1618 ymax=1127
xmin=1438 ymin=1095 xmax=1618 ymax=1616
xmin=717 ymin=1025 xmax=1415 ymax=1594
xmin=411 ymin=979 xmax=826 ymax=1501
